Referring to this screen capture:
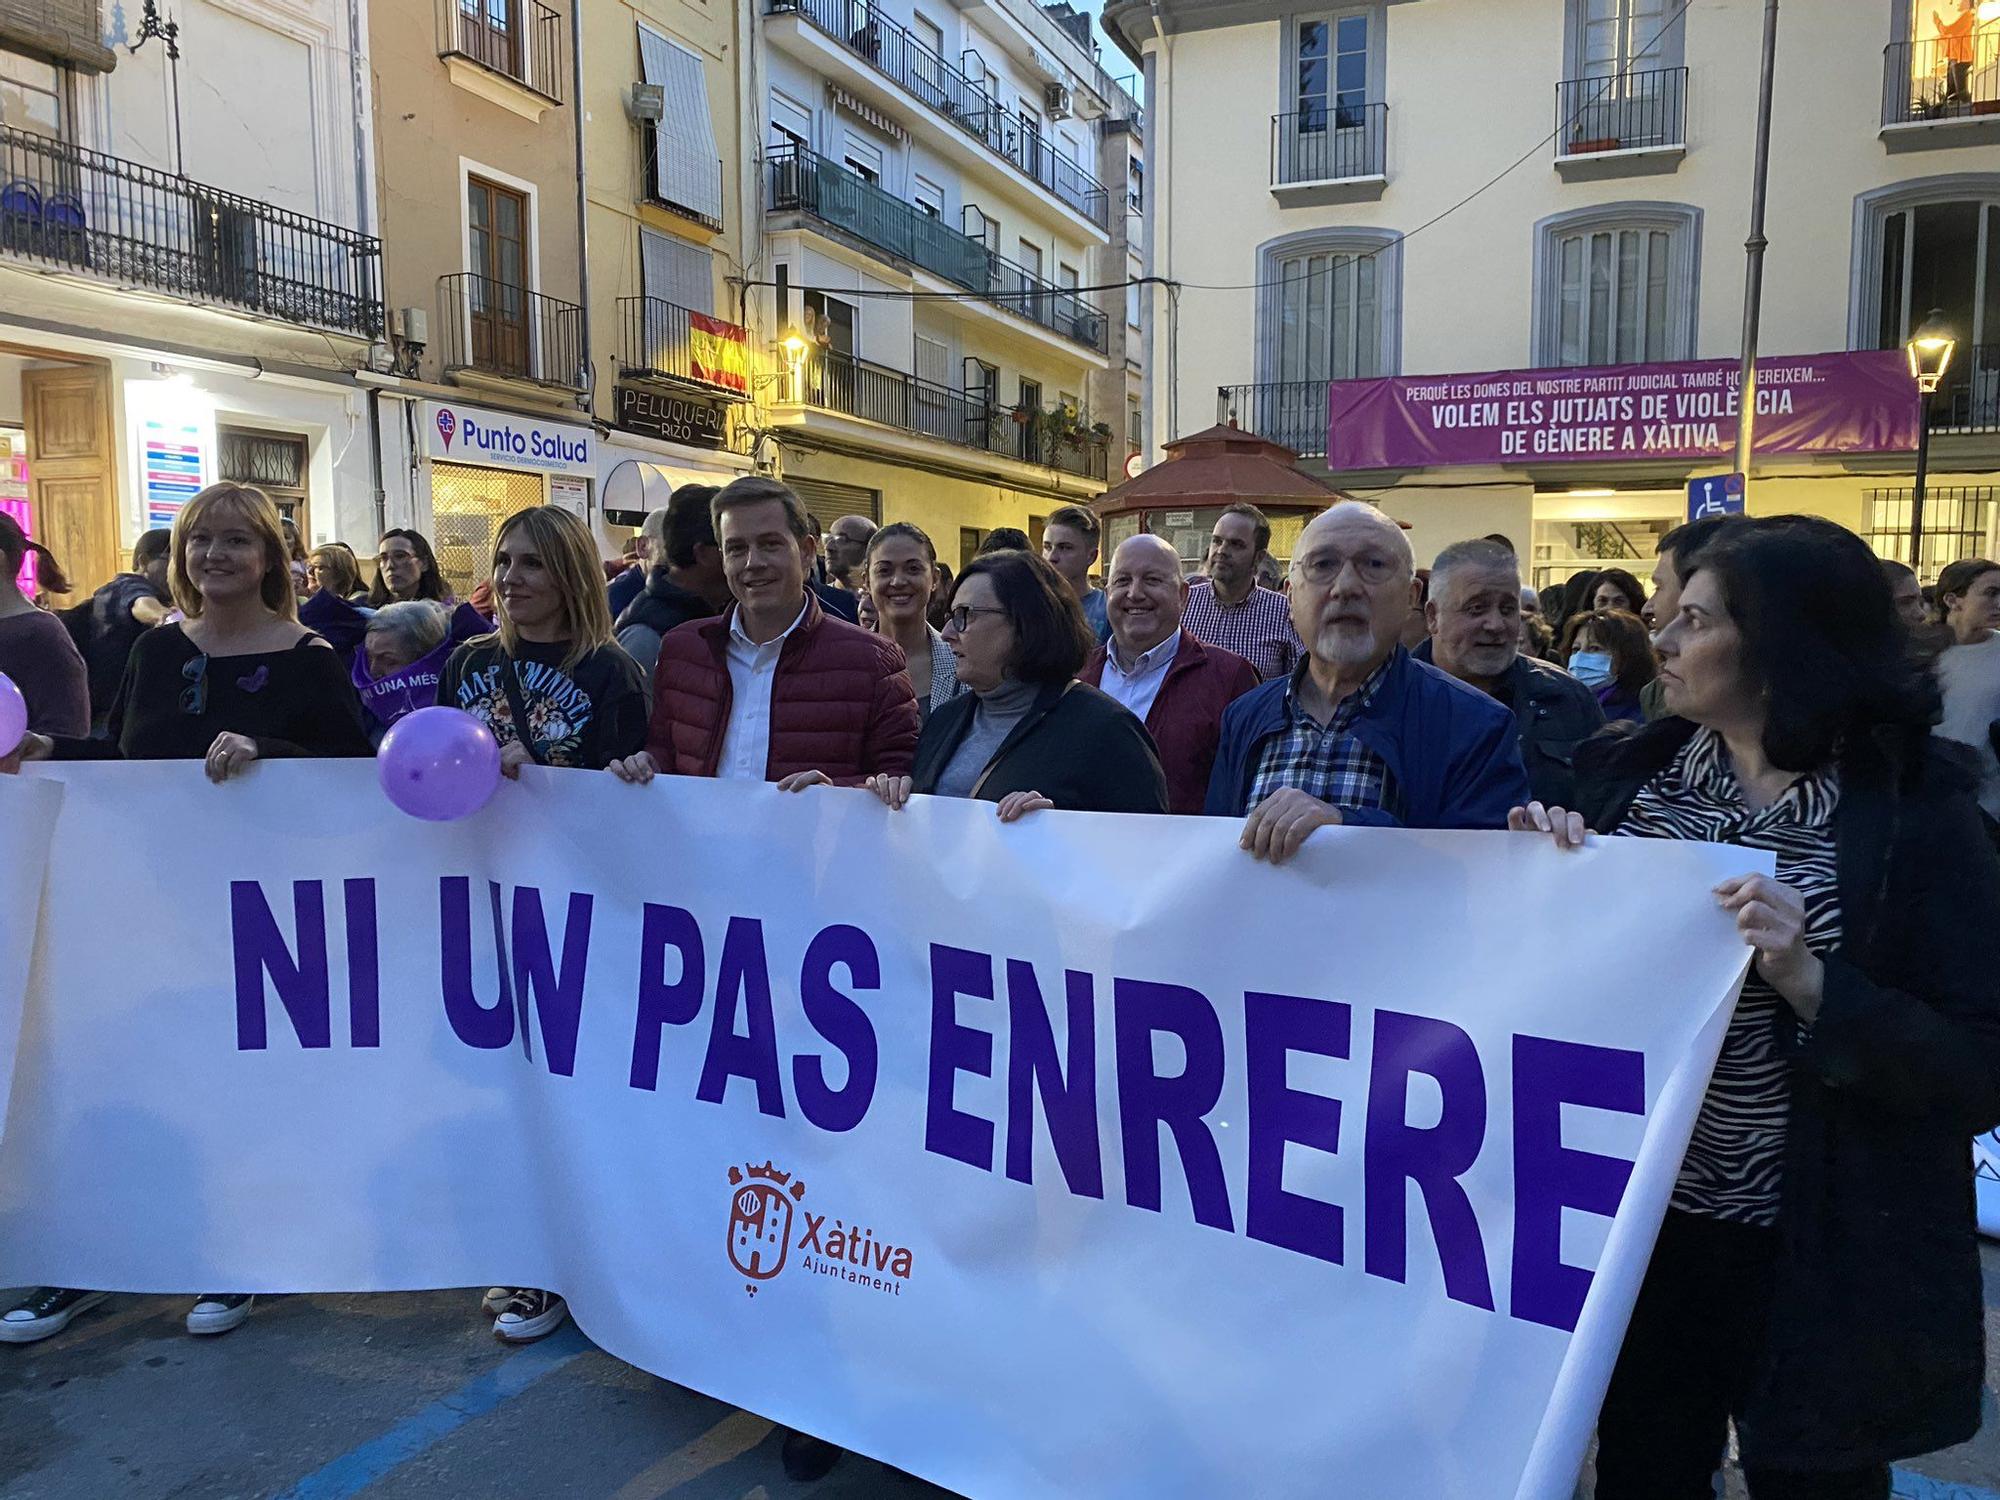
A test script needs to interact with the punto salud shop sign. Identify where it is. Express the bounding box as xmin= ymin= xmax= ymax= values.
xmin=1325 ymin=350 xmax=1920 ymax=469
xmin=615 ymin=384 xmax=730 ymax=451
